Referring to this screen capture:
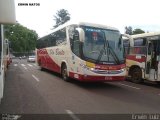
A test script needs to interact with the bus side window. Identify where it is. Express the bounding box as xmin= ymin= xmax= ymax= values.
xmin=55 ymin=28 xmax=67 ymax=46
xmin=156 ymin=40 xmax=160 ymax=56
xmin=69 ymin=26 xmax=80 ymax=57
xmin=50 ymin=33 xmax=57 ymax=46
